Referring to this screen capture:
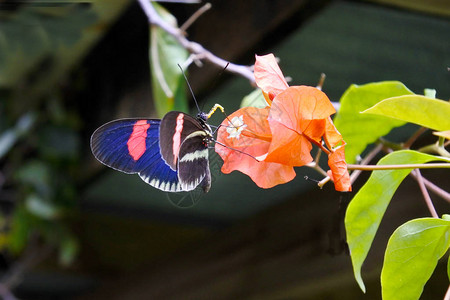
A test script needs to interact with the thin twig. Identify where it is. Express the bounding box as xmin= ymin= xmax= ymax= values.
xmin=180 ymin=2 xmax=211 ymax=32
xmin=418 ymin=140 xmax=450 ymax=158
xmin=316 ymin=73 xmax=326 ymax=91
xmin=1 ymin=234 xmax=53 ymax=290
xmin=138 ymin=0 xmax=255 ymax=83
xmin=317 ymin=175 xmax=331 ymax=188
xmin=413 ymin=169 xmax=439 ymax=218
xmin=314 ymin=149 xmax=322 ymax=164
xmin=347 ymin=163 xmax=450 ymax=171
xmin=306 ymin=151 xmax=328 ymax=178
xmin=350 ymin=143 xmax=383 ymax=184
xmin=410 ymin=172 xmax=450 ymax=203
xmin=403 ymin=127 xmax=427 ymax=149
